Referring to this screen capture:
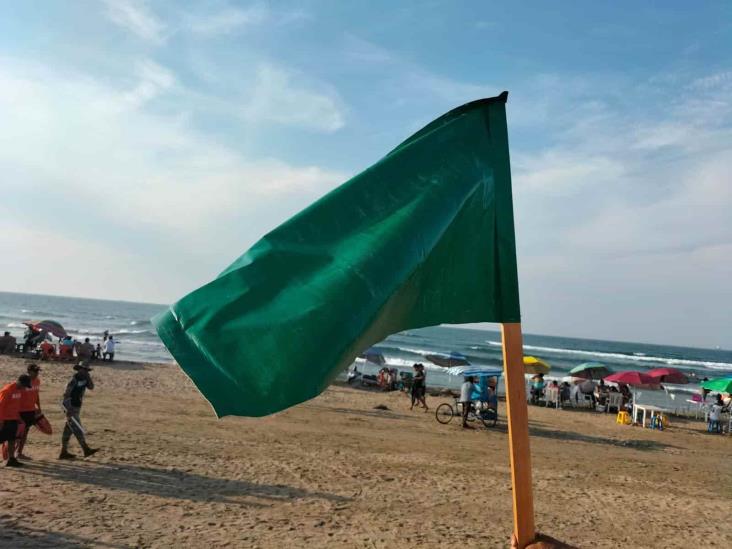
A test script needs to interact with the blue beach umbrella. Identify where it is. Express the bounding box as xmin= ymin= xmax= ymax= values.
xmin=425 ymin=351 xmax=471 ymax=368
